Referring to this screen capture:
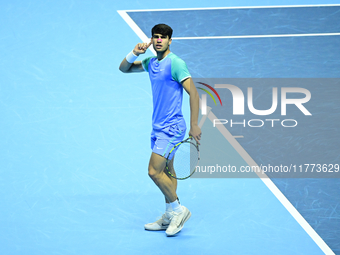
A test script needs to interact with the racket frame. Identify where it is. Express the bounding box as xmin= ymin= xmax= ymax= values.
xmin=165 ymin=136 xmax=200 ymax=180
